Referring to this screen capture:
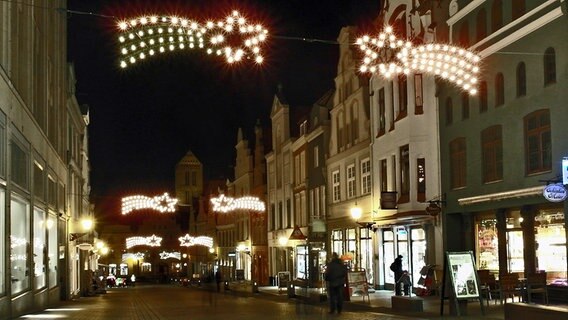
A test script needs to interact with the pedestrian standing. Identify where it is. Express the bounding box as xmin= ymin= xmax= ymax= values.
xmin=324 ymin=252 xmax=347 ymax=314
xmin=215 ymin=270 xmax=223 ymax=292
xmin=390 ymin=255 xmax=404 ymax=296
